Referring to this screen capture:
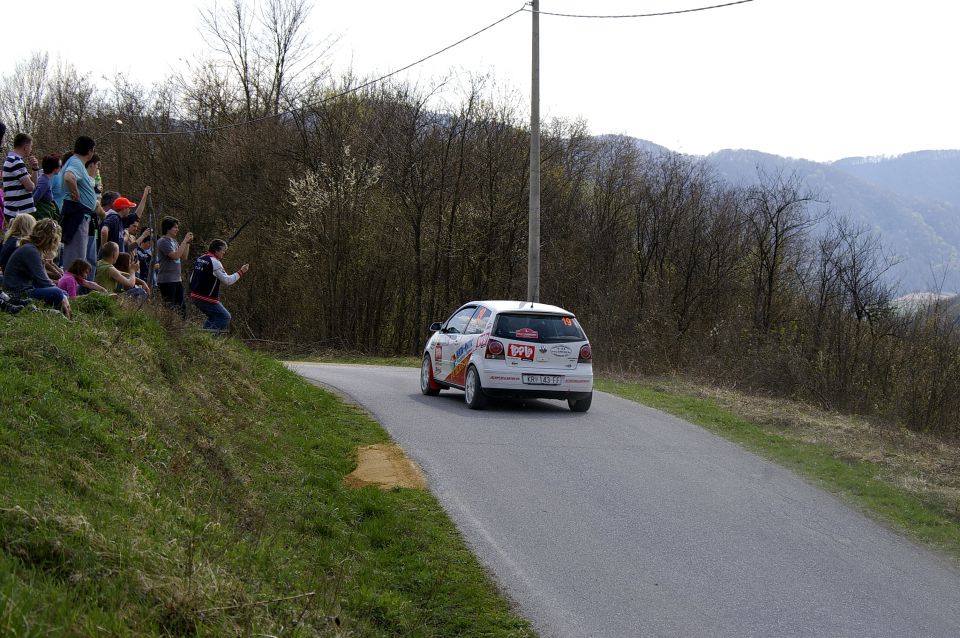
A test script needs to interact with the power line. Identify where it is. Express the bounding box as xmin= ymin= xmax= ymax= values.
xmin=524 ymin=0 xmax=754 ymax=19
xmin=119 ymin=5 xmax=527 ymax=137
